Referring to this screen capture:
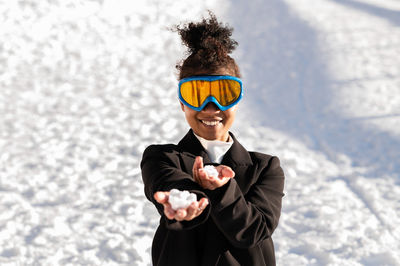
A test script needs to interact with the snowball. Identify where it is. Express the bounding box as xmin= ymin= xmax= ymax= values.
xmin=203 ymin=165 xmax=219 ymax=179
xmin=168 ymin=189 xmax=197 ymax=210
